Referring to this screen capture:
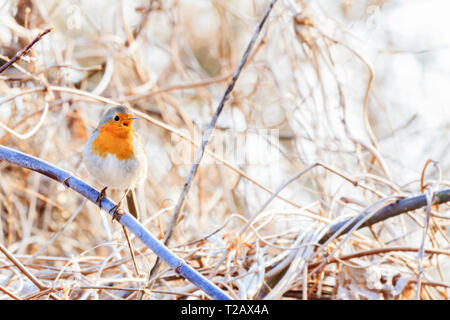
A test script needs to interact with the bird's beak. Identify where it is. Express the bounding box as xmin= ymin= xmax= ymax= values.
xmin=123 ymin=116 xmax=137 ymax=127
